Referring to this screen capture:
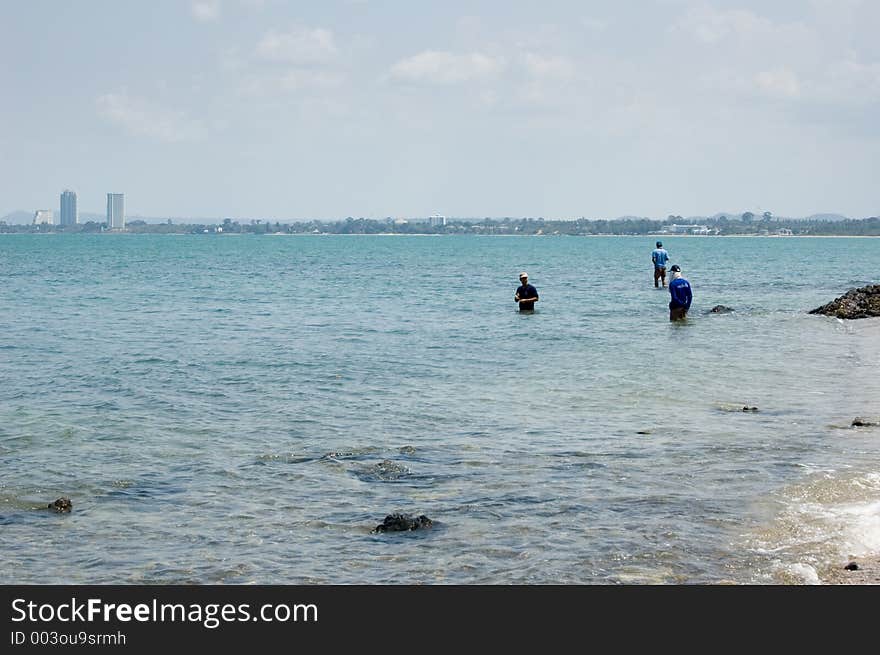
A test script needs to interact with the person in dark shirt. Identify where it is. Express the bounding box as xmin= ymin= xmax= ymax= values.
xmin=515 ymin=272 xmax=539 ymax=311
xmin=668 ymin=264 xmax=692 ymax=321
